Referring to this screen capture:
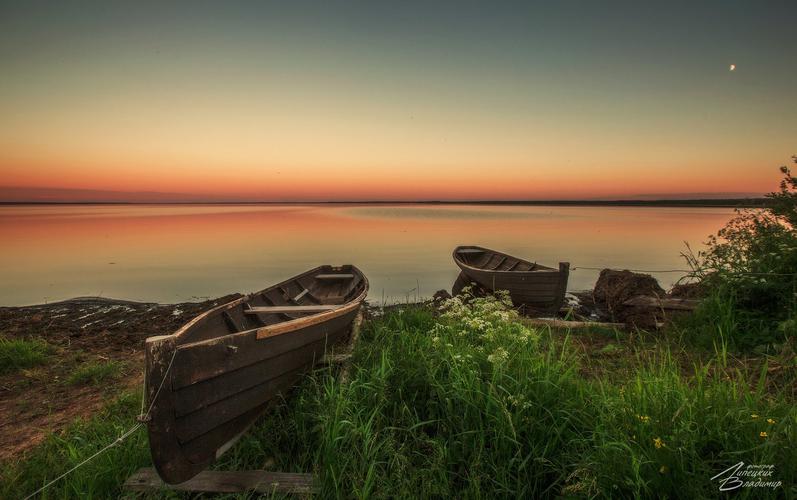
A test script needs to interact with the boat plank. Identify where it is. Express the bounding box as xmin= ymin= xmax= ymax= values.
xmin=173 ymin=333 xmax=343 ymax=417
xmin=176 ymin=368 xmax=302 ymax=443
xmin=245 ymin=305 xmax=339 ymax=314
xmin=171 ymin=311 xmax=356 ymax=389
